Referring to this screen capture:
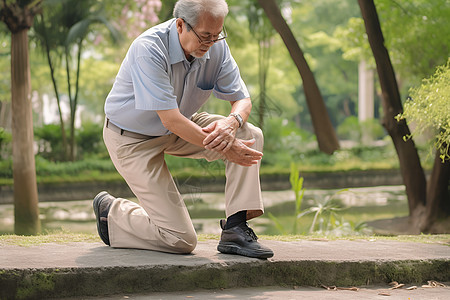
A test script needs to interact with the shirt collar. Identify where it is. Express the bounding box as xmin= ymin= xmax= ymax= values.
xmin=168 ymin=19 xmax=210 ymax=66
